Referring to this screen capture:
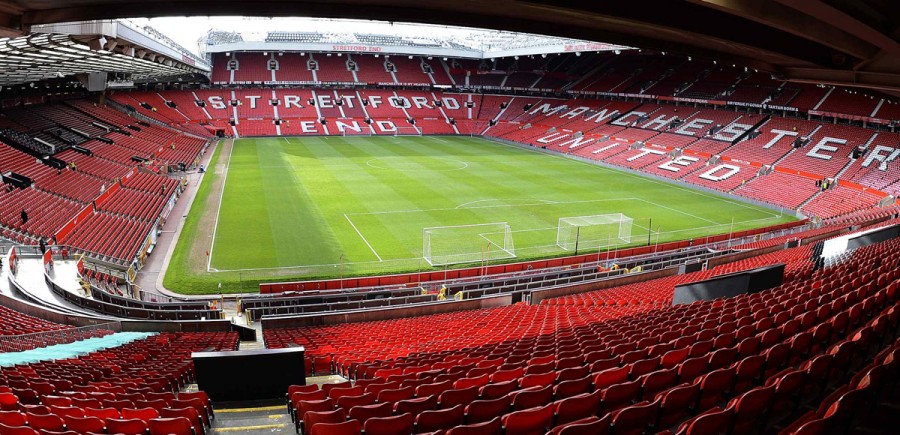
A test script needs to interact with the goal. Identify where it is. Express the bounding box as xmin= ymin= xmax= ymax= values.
xmin=556 ymin=213 xmax=634 ymax=251
xmin=341 ymin=128 xmax=373 ymax=137
xmin=423 ymin=222 xmax=515 ymax=266
xmin=394 ymin=126 xmax=423 ymax=136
